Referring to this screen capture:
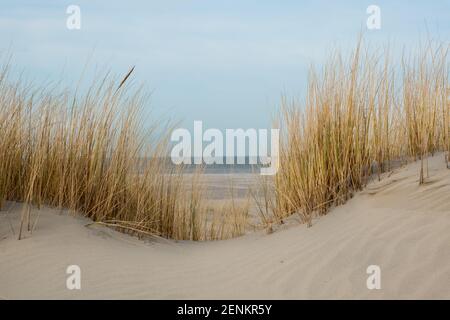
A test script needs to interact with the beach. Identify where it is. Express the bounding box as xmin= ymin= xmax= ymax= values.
xmin=1 ymin=154 xmax=449 ymax=299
